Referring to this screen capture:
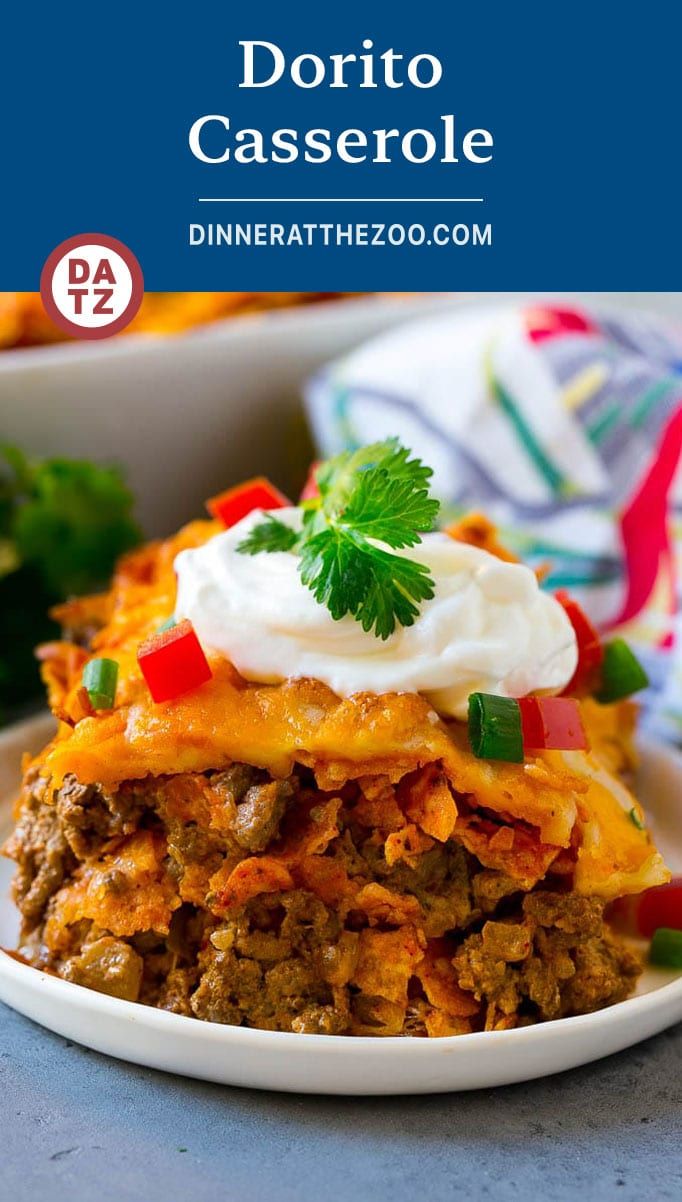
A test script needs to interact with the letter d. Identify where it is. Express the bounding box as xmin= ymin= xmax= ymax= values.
xmin=189 ymin=224 xmax=205 ymax=246
xmin=68 ymin=258 xmax=89 ymax=284
xmin=239 ymin=40 xmax=285 ymax=87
